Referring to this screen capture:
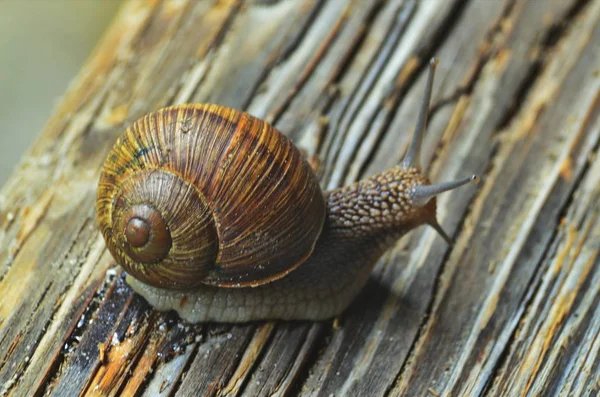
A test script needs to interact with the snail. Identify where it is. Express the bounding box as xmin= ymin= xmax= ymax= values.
xmin=96 ymin=58 xmax=478 ymax=323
